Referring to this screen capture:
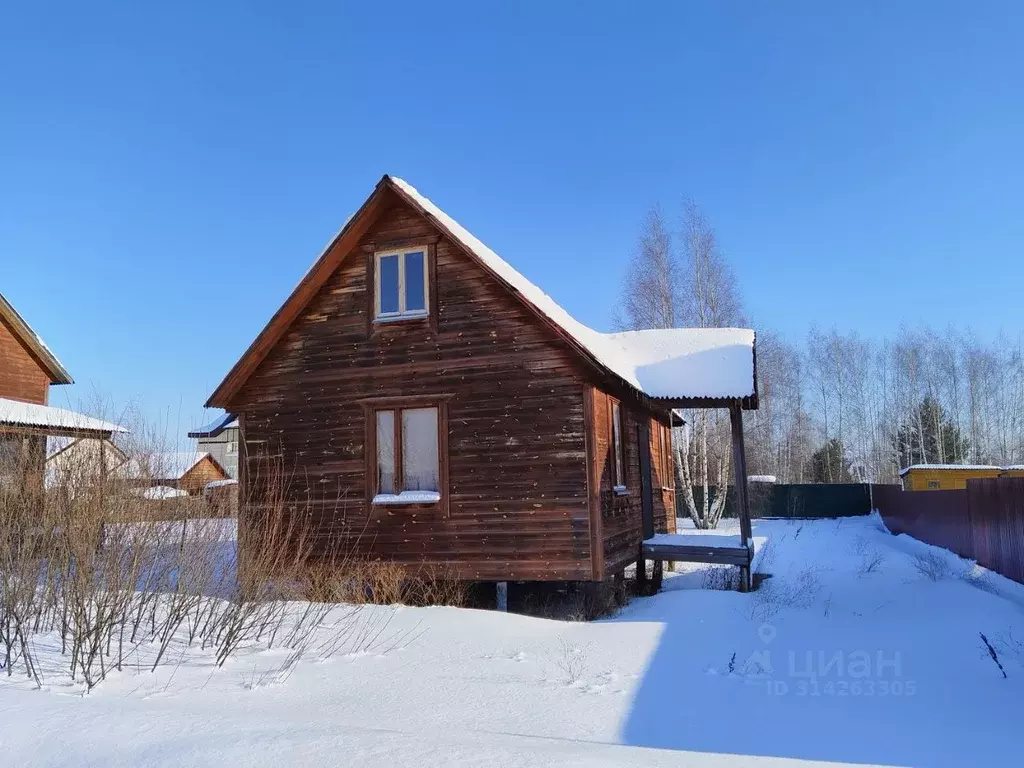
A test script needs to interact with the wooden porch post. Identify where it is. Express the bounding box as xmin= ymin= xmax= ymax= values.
xmin=730 ymin=402 xmax=752 ymax=592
